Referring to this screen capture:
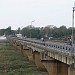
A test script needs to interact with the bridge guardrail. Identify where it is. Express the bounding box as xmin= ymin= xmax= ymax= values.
xmin=7 ymin=37 xmax=75 ymax=57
